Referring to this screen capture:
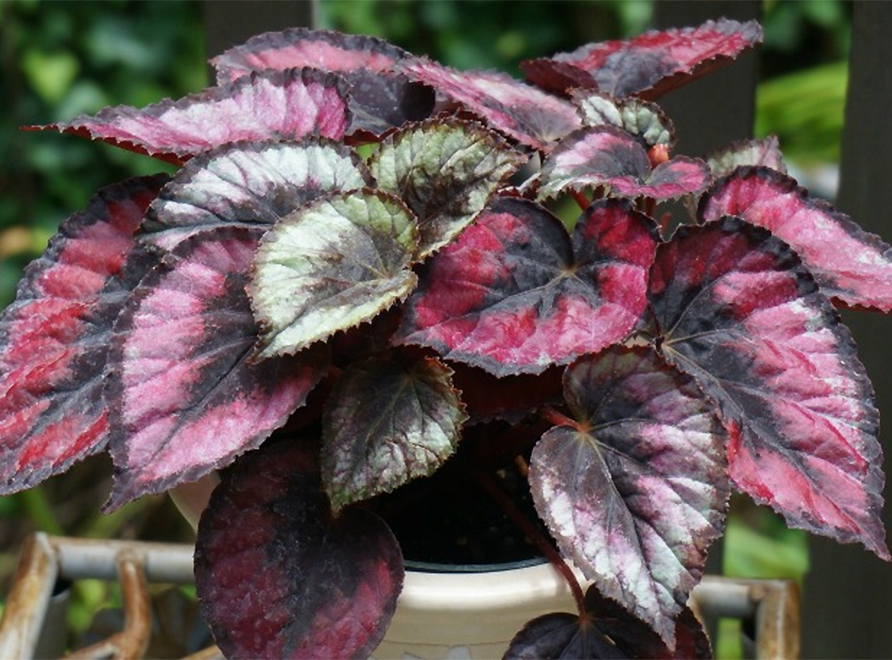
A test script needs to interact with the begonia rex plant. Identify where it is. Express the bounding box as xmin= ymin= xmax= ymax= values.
xmin=1 ymin=16 xmax=890 ymax=659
